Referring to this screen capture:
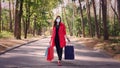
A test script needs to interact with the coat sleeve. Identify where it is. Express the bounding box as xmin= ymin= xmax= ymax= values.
xmin=50 ymin=27 xmax=54 ymax=43
xmin=63 ymin=24 xmax=66 ymax=35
